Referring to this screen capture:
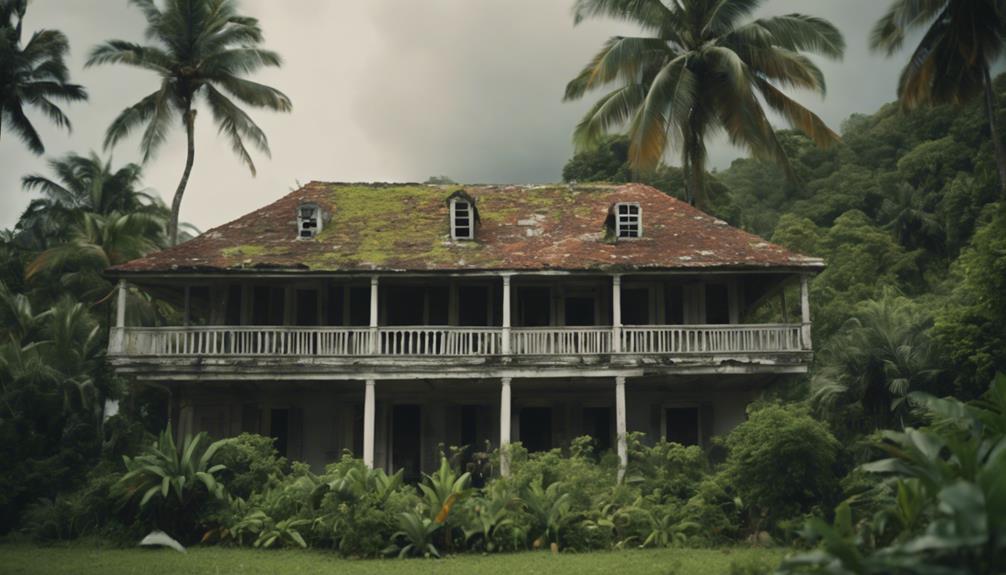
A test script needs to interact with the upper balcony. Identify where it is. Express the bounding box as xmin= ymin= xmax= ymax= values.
xmin=108 ymin=271 xmax=814 ymax=380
